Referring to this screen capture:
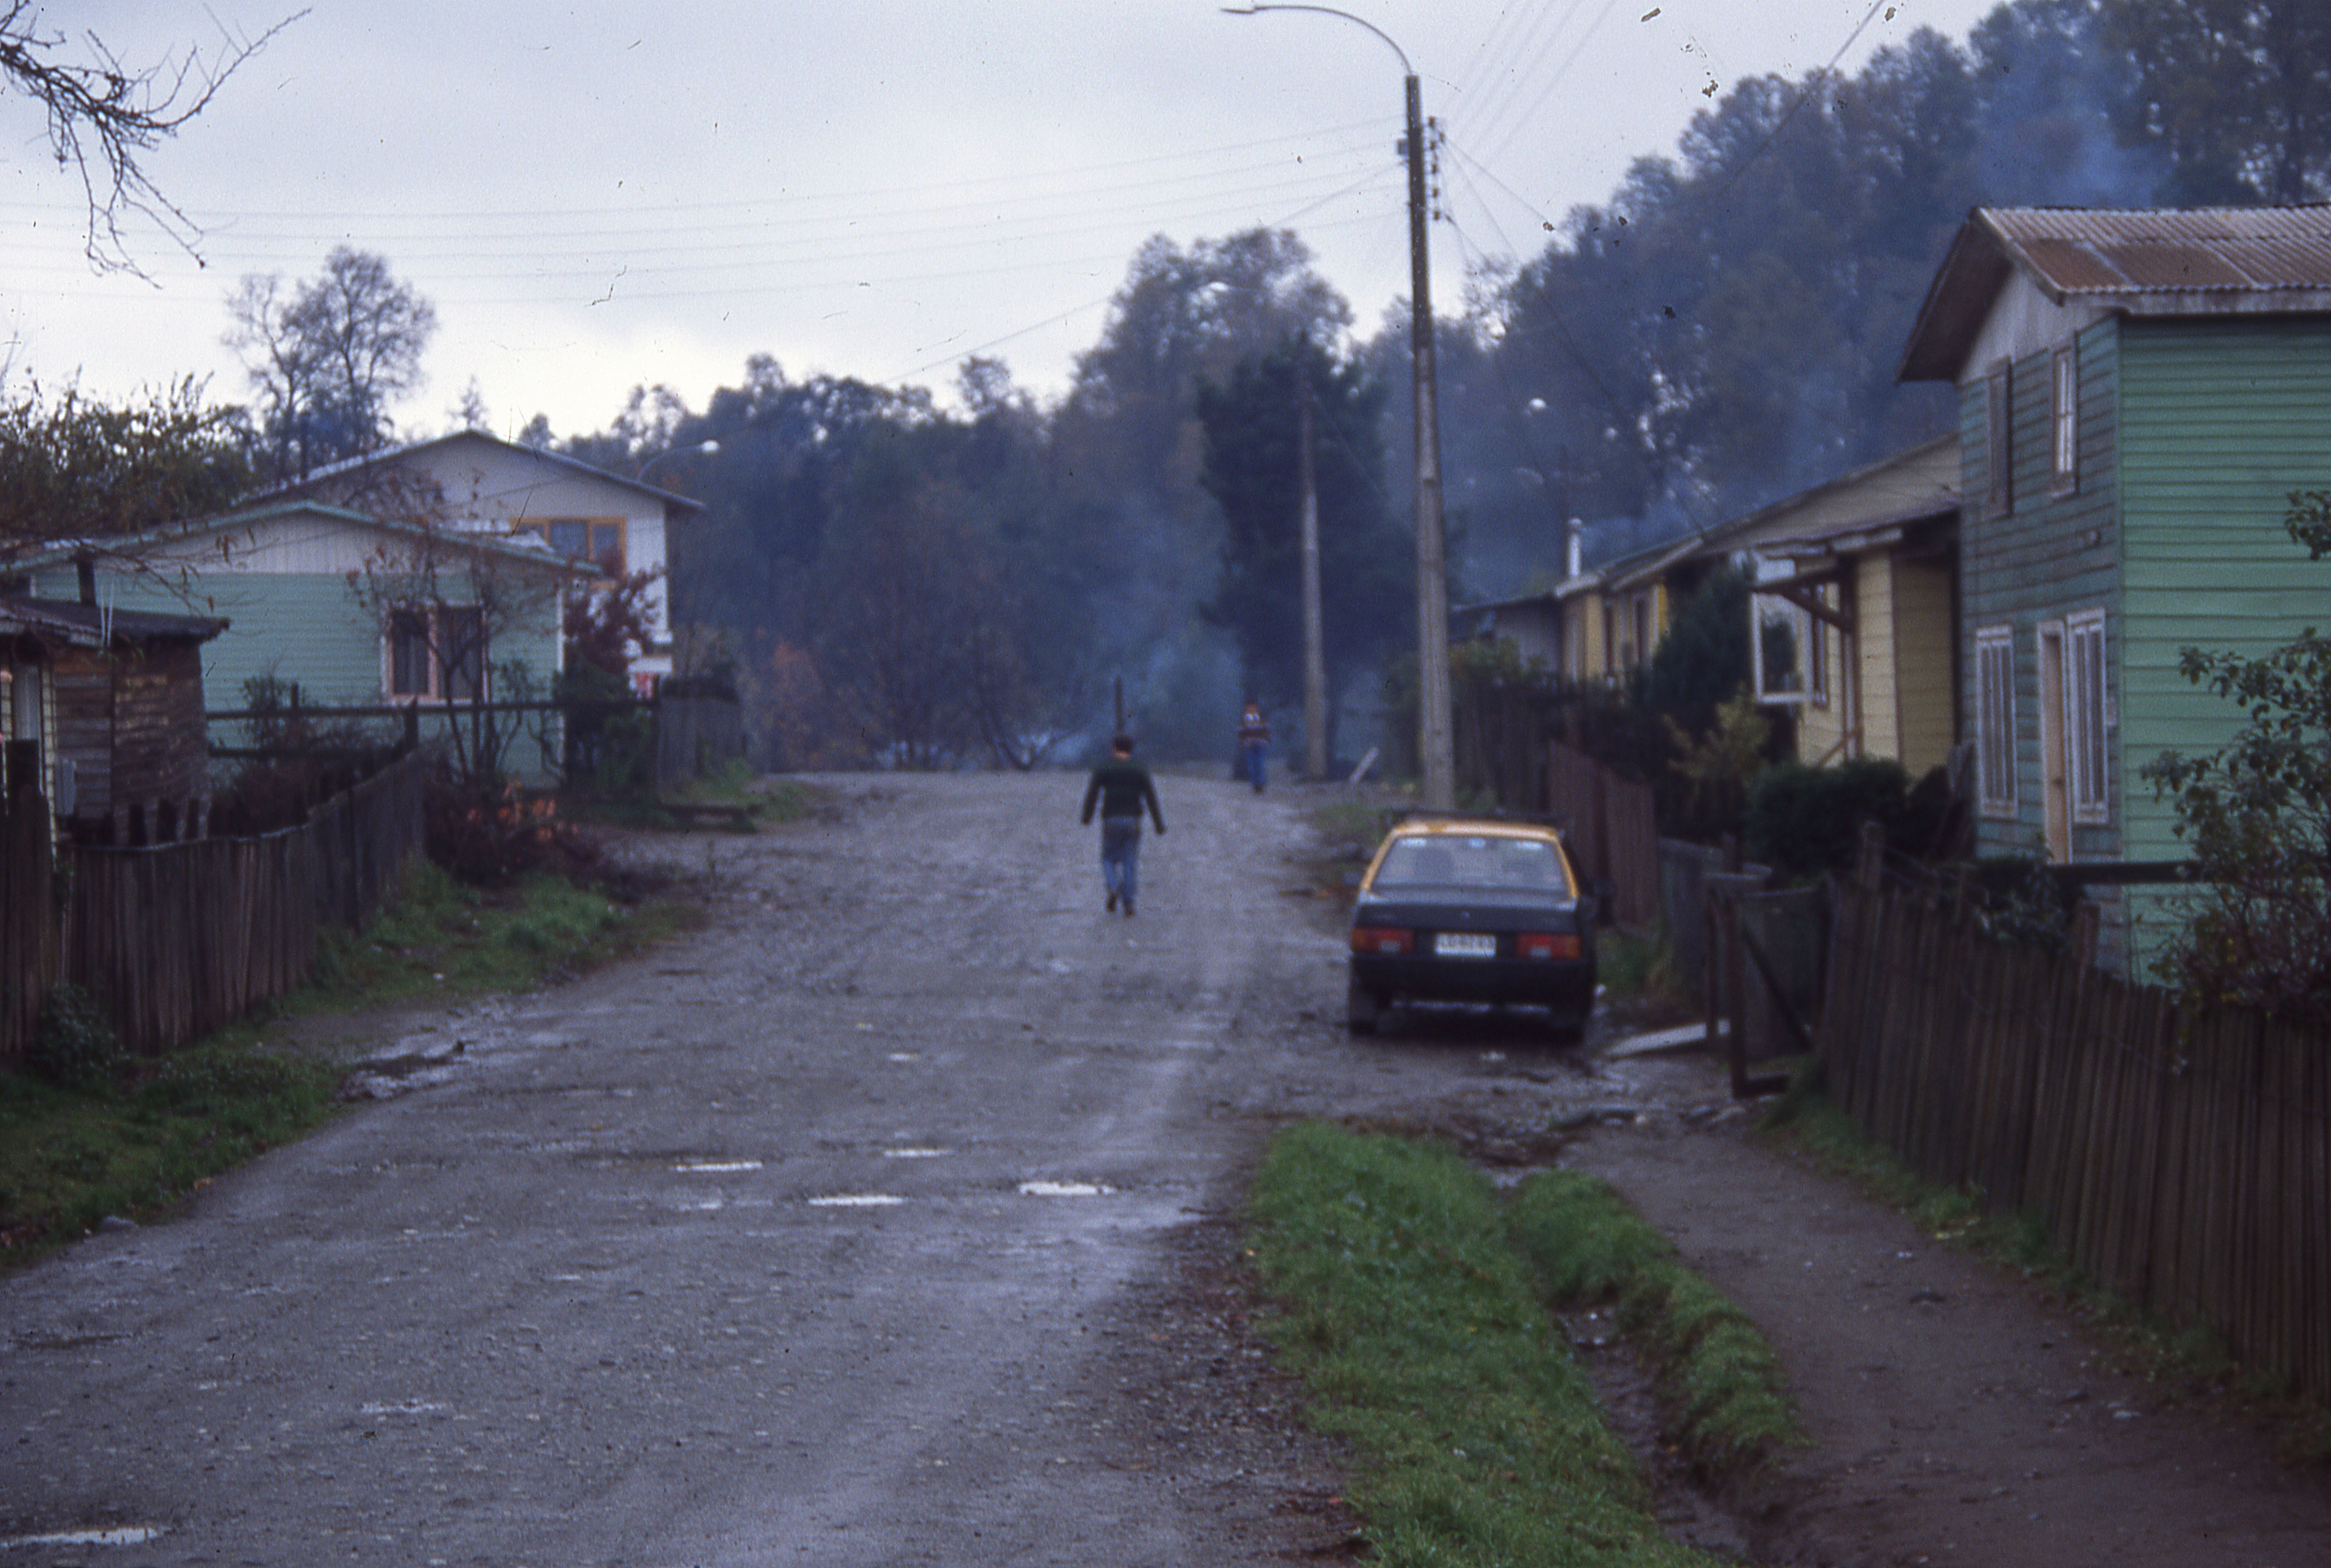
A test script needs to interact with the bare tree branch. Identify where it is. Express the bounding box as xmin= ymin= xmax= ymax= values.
xmin=1 ymin=3 xmax=304 ymax=272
